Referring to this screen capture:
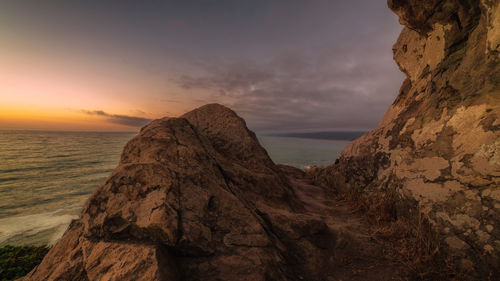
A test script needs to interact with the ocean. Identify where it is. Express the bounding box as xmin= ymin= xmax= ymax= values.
xmin=0 ymin=130 xmax=351 ymax=246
